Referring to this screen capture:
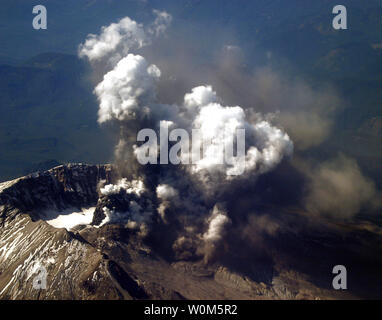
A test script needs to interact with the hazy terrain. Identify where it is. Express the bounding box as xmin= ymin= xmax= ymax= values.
xmin=0 ymin=0 xmax=381 ymax=185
